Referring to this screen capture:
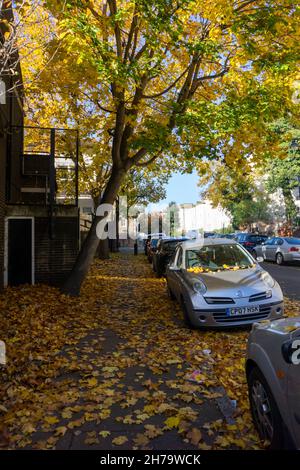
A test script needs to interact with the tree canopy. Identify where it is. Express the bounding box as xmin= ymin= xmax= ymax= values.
xmin=16 ymin=0 xmax=300 ymax=294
